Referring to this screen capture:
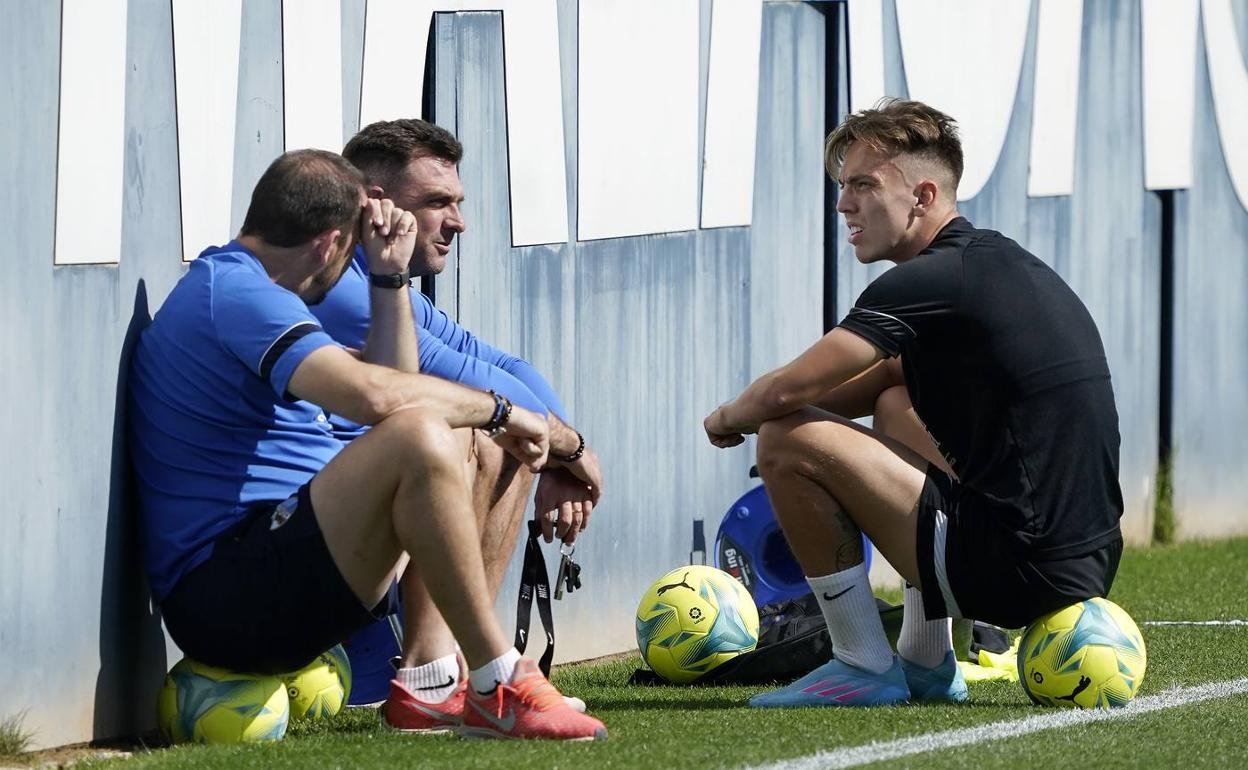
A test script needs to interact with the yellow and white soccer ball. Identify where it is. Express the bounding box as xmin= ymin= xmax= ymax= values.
xmin=635 ymin=565 xmax=760 ymax=684
xmin=157 ymin=658 xmax=289 ymax=744
xmin=282 ymin=644 xmax=353 ymax=720
xmin=1017 ymin=597 xmax=1147 ymax=709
